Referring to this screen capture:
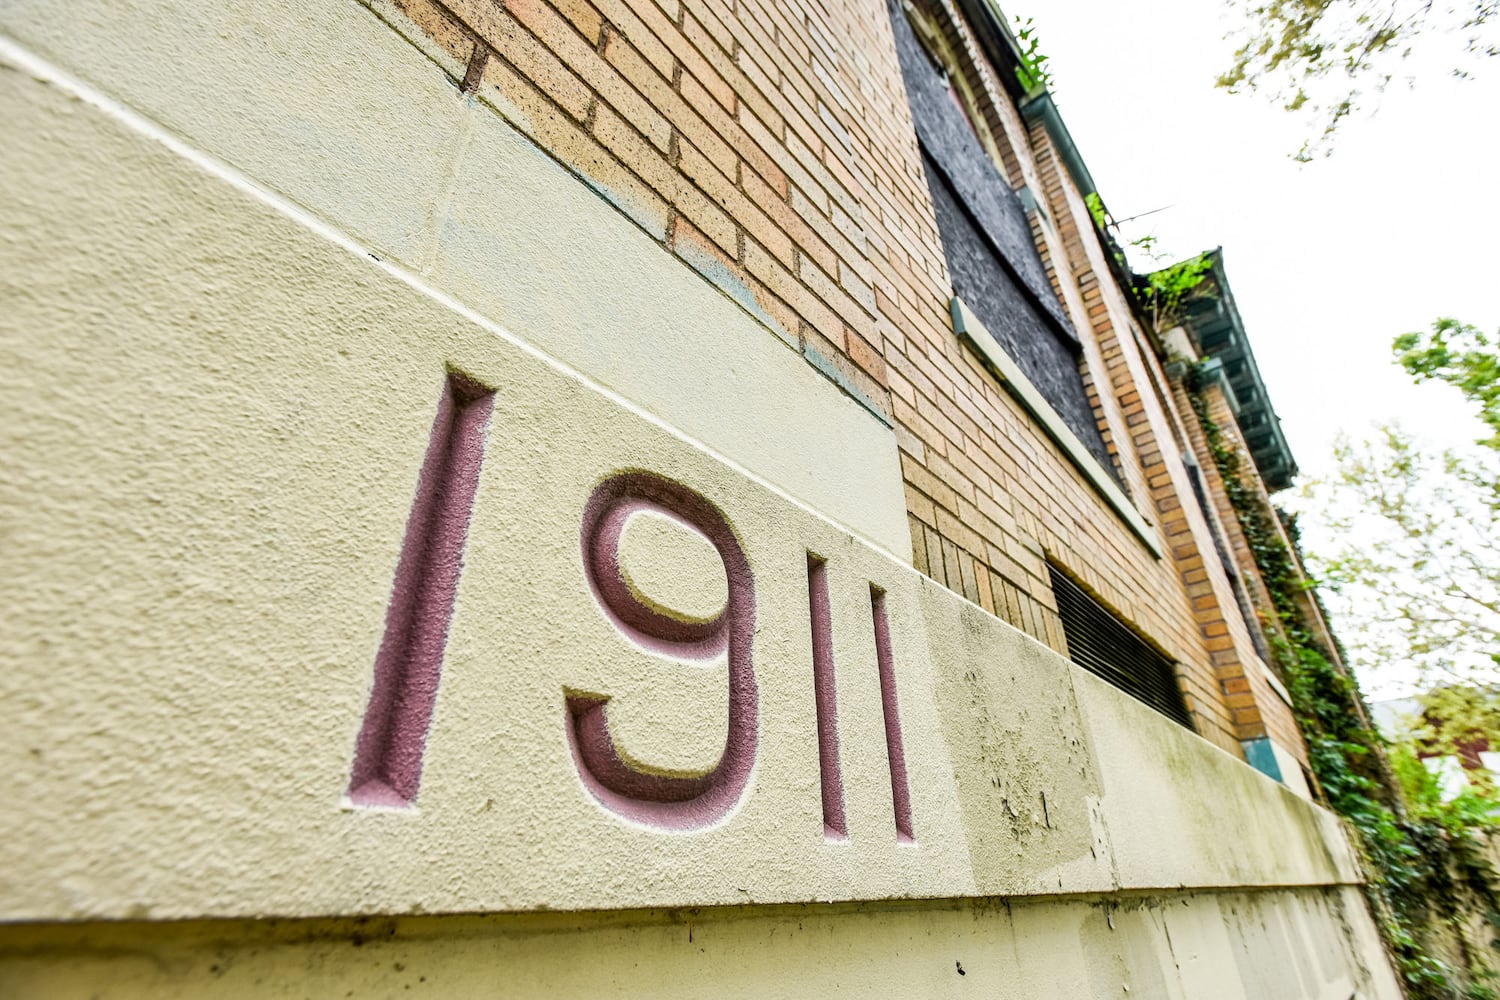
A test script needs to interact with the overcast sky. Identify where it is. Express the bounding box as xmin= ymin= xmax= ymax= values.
xmin=1024 ymin=0 xmax=1498 ymax=461
xmin=1018 ymin=0 xmax=1499 ymax=695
